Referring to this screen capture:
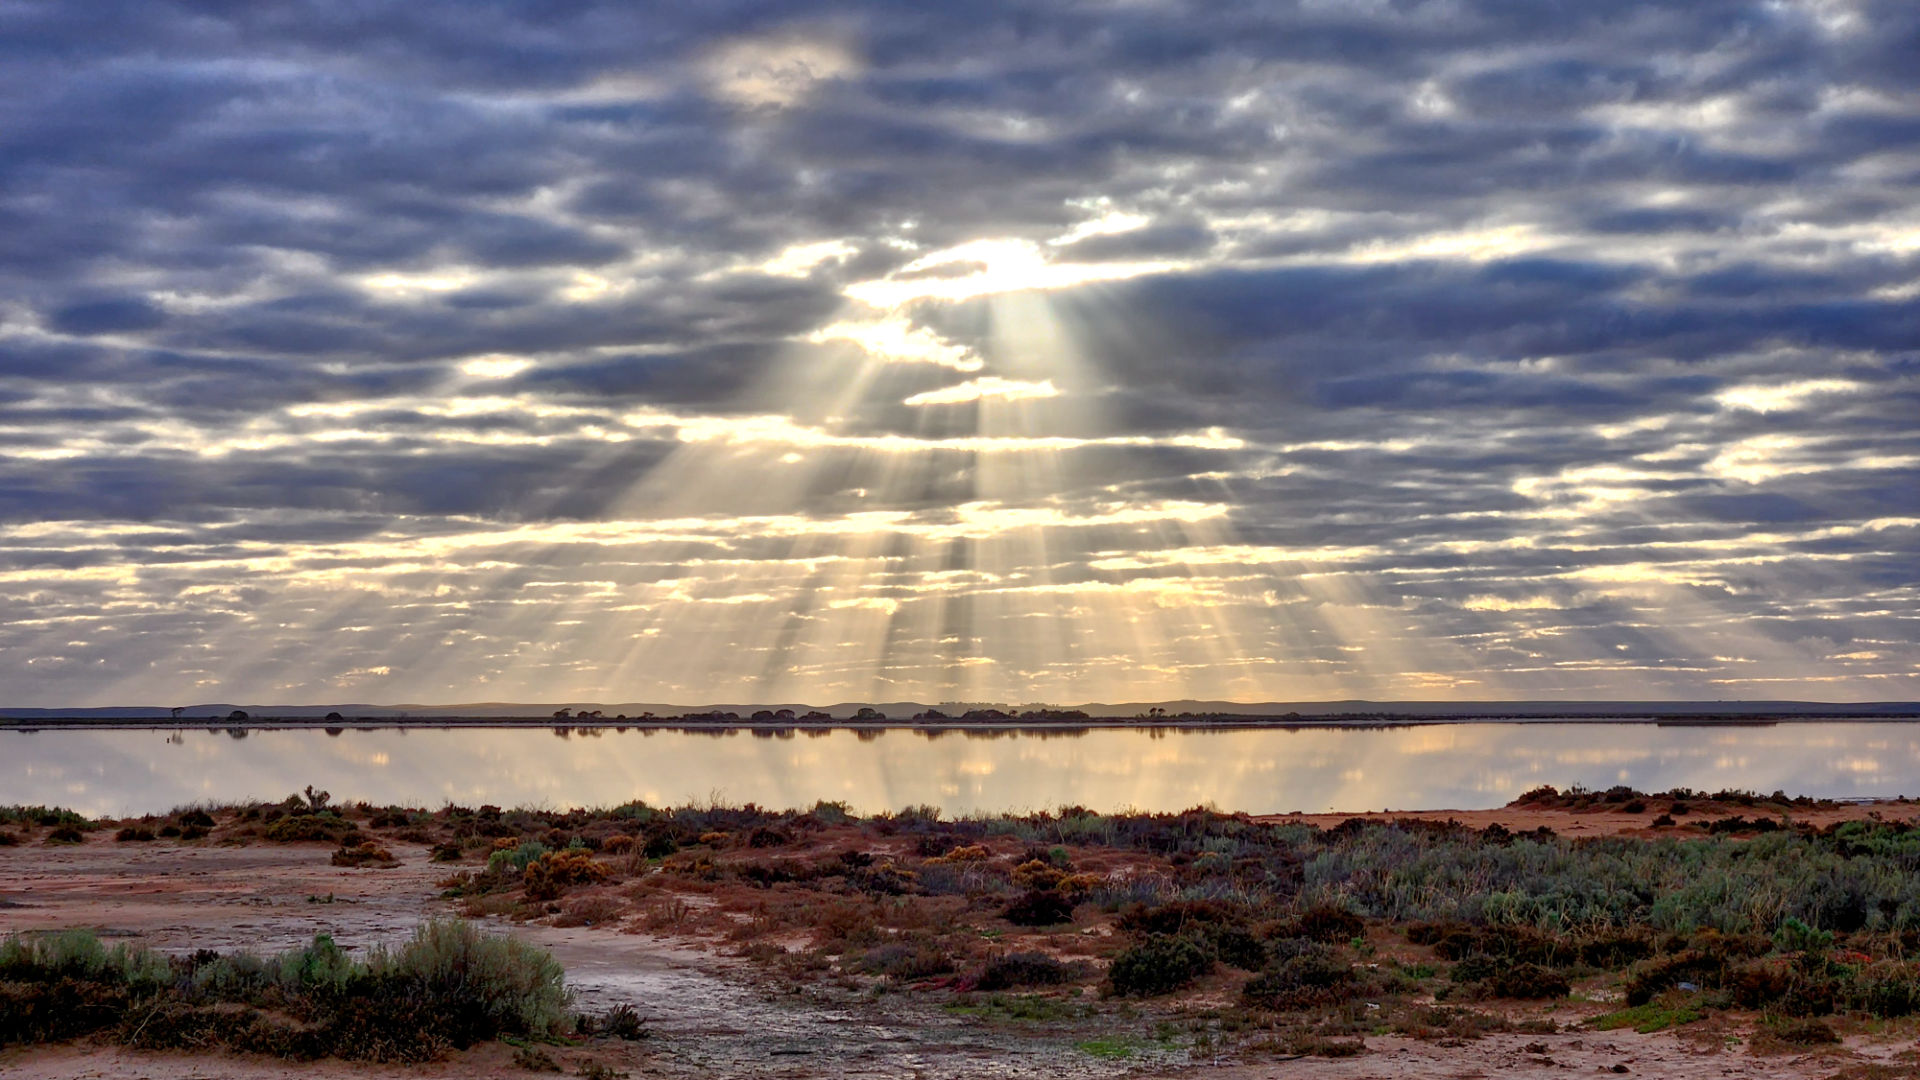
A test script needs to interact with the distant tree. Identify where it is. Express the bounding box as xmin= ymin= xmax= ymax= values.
xmin=853 ymin=707 xmax=886 ymax=721
xmin=324 ymin=711 xmax=344 ymax=723
xmin=553 ymin=708 xmax=572 ymax=720
xmin=226 ymin=710 xmax=249 ymax=722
